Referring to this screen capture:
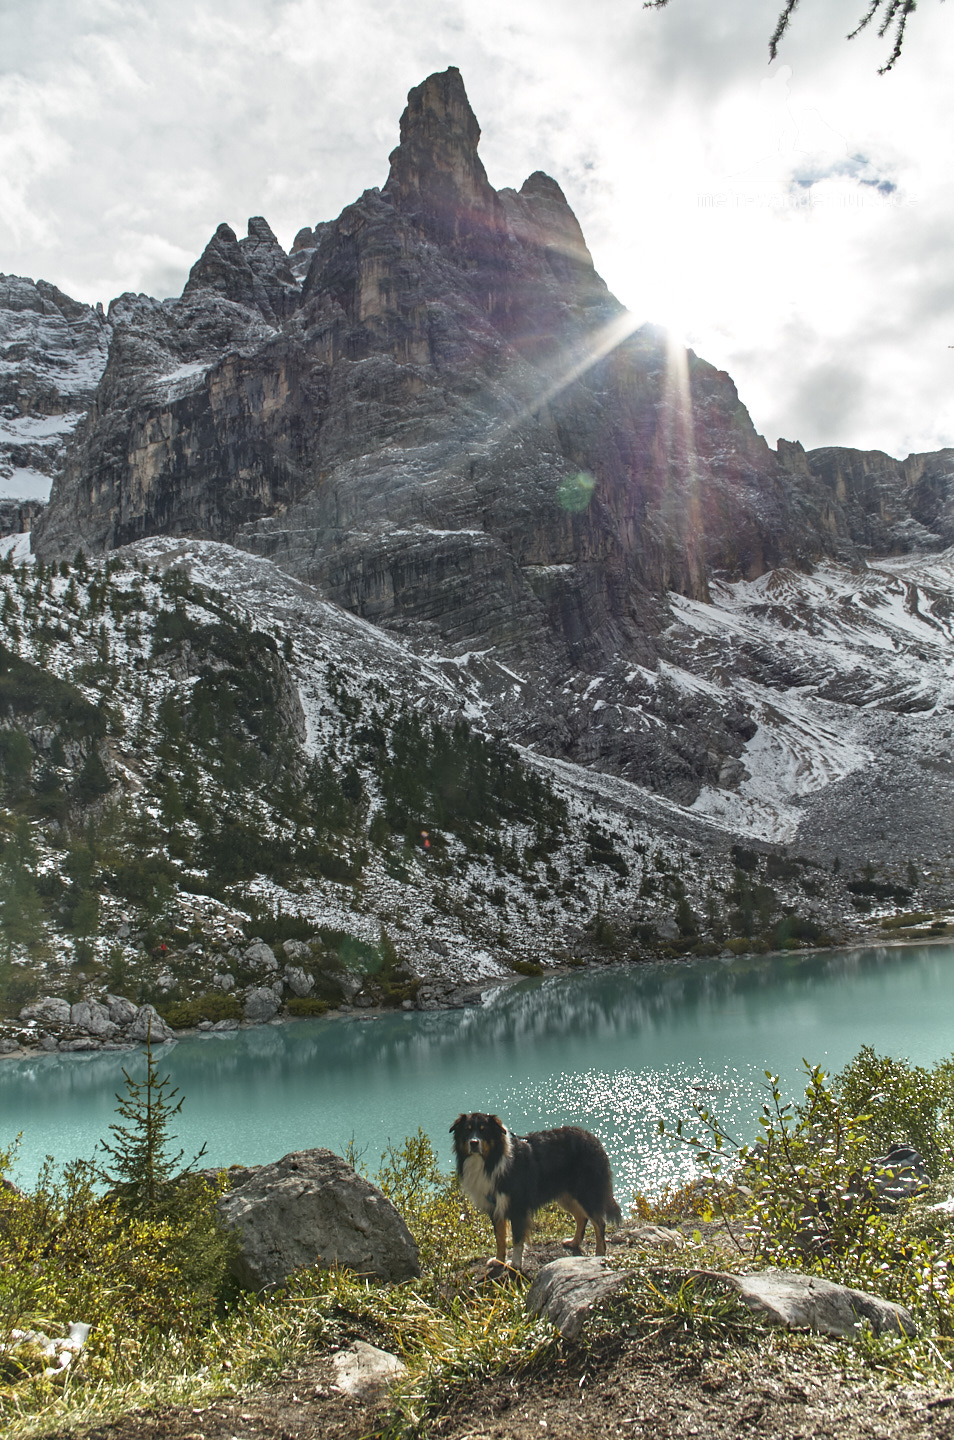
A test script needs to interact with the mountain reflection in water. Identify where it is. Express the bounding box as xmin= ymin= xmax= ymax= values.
xmin=3 ymin=944 xmax=953 ymax=1203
